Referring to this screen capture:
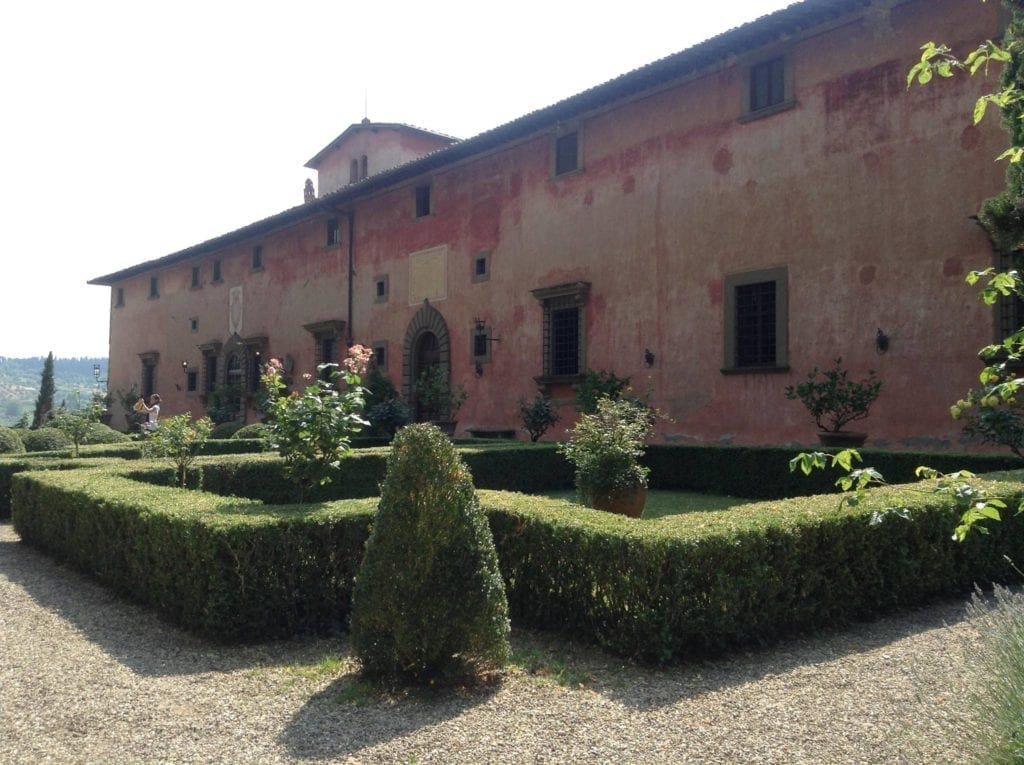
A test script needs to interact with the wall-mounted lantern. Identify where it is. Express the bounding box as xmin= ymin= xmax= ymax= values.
xmin=875 ymin=328 xmax=890 ymax=354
